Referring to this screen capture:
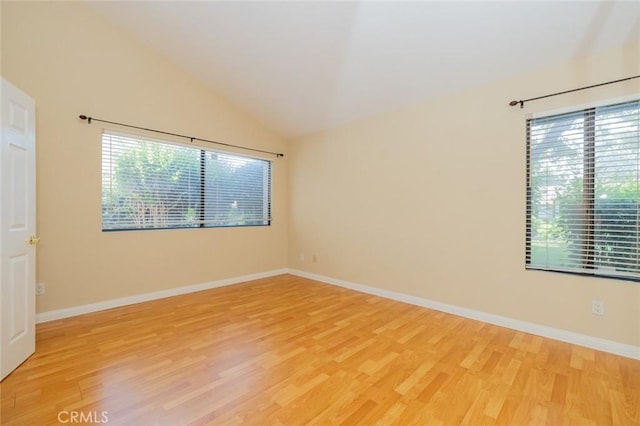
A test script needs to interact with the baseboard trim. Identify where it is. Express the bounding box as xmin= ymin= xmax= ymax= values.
xmin=288 ymin=269 xmax=640 ymax=360
xmin=36 ymin=269 xmax=289 ymax=324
